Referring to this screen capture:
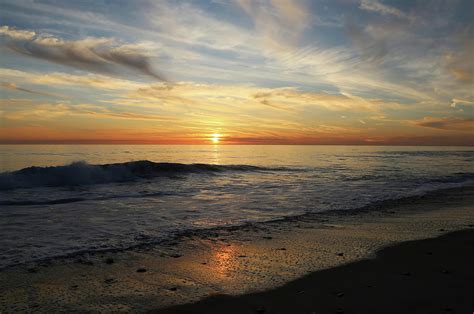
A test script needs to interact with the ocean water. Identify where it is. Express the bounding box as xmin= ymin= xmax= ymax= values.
xmin=1 ymin=145 xmax=473 ymax=268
